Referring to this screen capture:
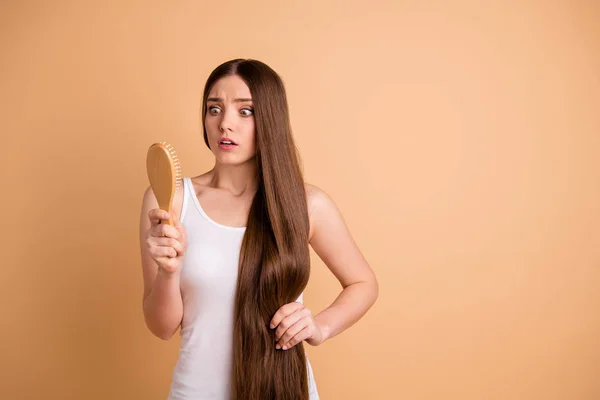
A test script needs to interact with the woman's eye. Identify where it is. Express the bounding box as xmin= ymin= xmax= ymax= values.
xmin=240 ymin=108 xmax=253 ymax=116
xmin=209 ymin=106 xmax=221 ymax=115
